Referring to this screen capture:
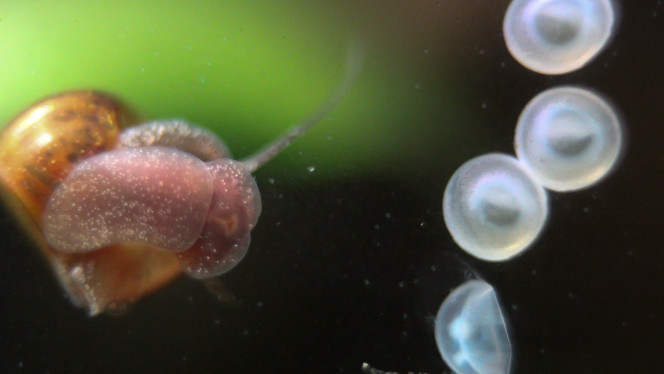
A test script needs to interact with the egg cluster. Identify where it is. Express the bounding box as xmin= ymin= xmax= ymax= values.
xmin=444 ymin=0 xmax=621 ymax=263
xmin=443 ymin=85 xmax=622 ymax=263
xmin=436 ymin=1 xmax=621 ymax=373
